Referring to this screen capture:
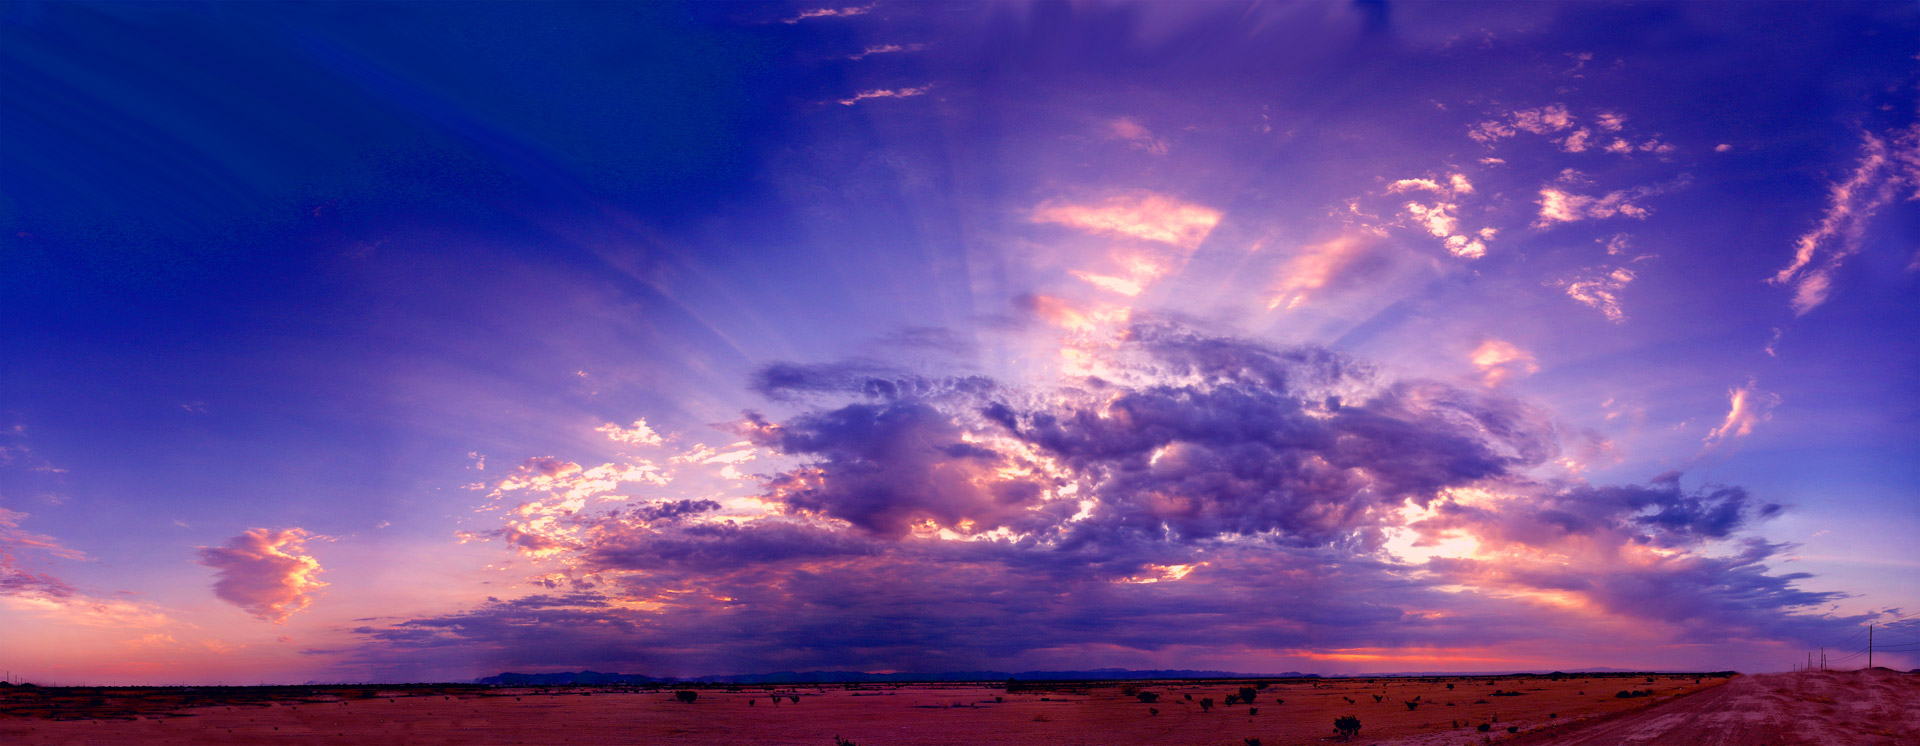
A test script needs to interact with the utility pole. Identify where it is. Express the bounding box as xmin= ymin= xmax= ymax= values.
xmin=1868 ymin=623 xmax=1874 ymax=669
